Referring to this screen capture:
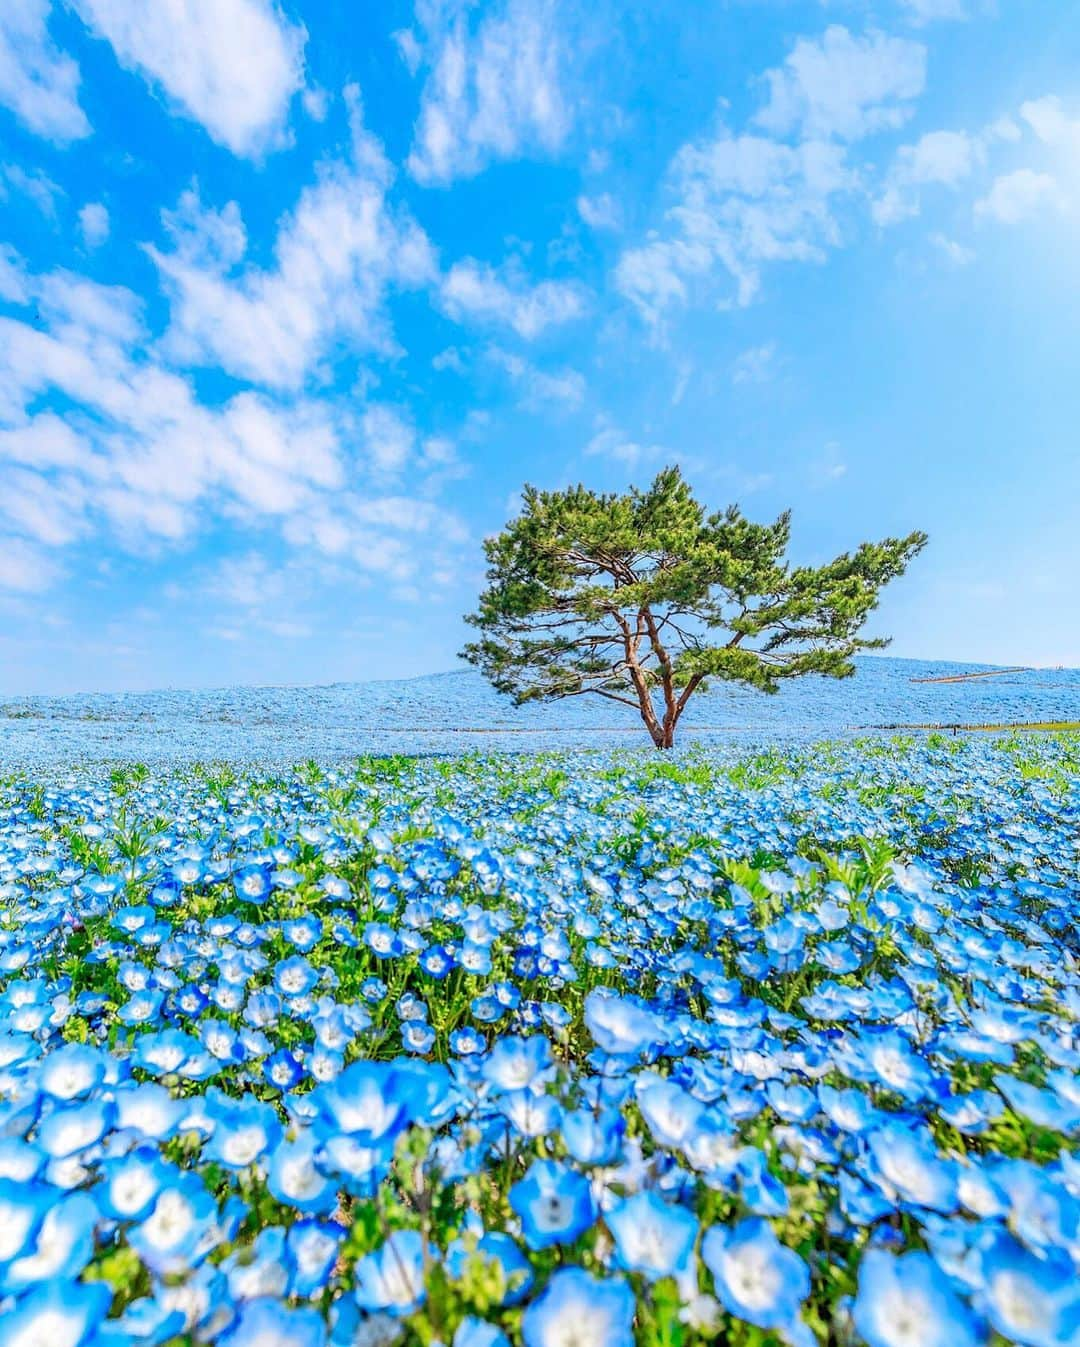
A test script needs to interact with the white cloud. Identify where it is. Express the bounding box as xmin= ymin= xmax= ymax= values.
xmin=873 ymin=129 xmax=979 ymax=224
xmin=615 ymin=26 xmax=937 ymax=325
xmin=71 ymin=0 xmax=306 ymax=157
xmin=0 ymin=163 xmax=63 ymax=217
xmin=731 ymin=343 xmax=777 ymax=385
xmin=584 ymin=421 xmax=667 ymax=466
xmin=0 ymin=0 xmax=90 ymax=143
xmin=756 ymin=26 xmax=926 ymax=143
xmin=1020 ymin=95 xmax=1080 ymax=157
xmin=811 ymin=441 xmax=847 ymax=485
xmin=78 ymin=201 xmax=110 ymax=247
xmin=975 ymin=169 xmax=1063 ymax=224
xmin=441 ymin=257 xmax=586 ymax=338
xmin=148 ymin=103 xmax=435 ymax=389
xmin=362 ymin=405 xmax=414 ymax=473
xmin=432 ymin=346 xmax=466 ymax=373
xmin=929 ymin=232 xmax=975 ymax=265
xmin=616 ymin=132 xmax=853 ymax=319
xmin=0 ymin=249 xmax=466 ymax=587
xmin=898 ymin=0 xmax=968 ymax=21
xmin=968 ymin=97 xmax=1080 ymax=227
xmin=405 ymin=0 xmax=568 ymax=184
xmin=488 ymin=348 xmax=585 ymax=408
xmin=0 ymin=537 xmax=61 ymax=593
xmin=577 ymin=193 xmax=620 ymax=231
